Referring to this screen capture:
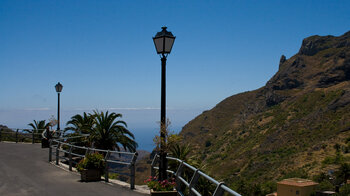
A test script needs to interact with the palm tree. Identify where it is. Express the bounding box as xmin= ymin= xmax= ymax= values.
xmin=65 ymin=112 xmax=95 ymax=134
xmin=167 ymin=143 xmax=192 ymax=181
xmin=168 ymin=143 xmax=214 ymax=195
xmin=169 ymin=143 xmax=191 ymax=161
xmin=89 ymin=110 xmax=138 ymax=152
xmin=27 ymin=120 xmax=49 ymax=134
